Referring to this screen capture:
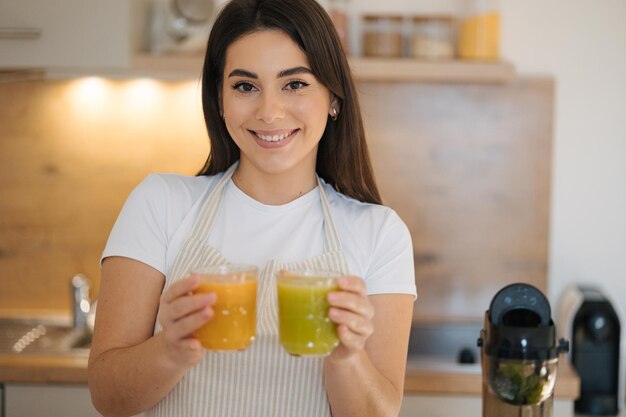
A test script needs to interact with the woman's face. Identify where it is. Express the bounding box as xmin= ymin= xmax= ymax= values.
xmin=221 ymin=29 xmax=334 ymax=179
